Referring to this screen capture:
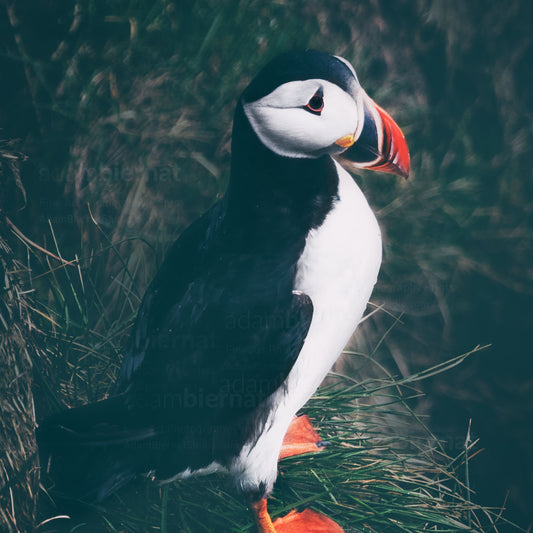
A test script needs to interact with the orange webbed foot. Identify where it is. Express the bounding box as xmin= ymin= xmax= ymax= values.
xmin=273 ymin=508 xmax=345 ymax=532
xmin=279 ymin=414 xmax=329 ymax=460
xmin=252 ymin=499 xmax=344 ymax=533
